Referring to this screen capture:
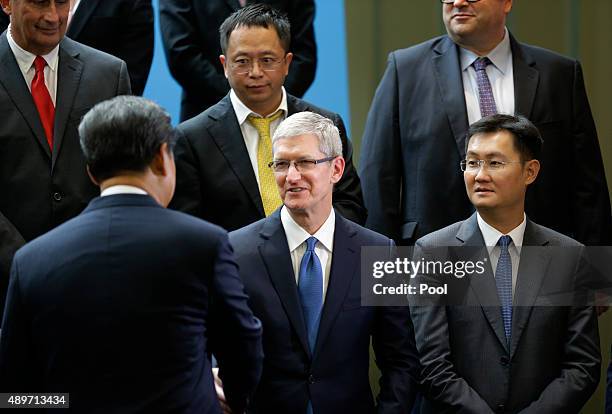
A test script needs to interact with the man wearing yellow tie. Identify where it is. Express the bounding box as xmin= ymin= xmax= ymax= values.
xmin=170 ymin=3 xmax=365 ymax=231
